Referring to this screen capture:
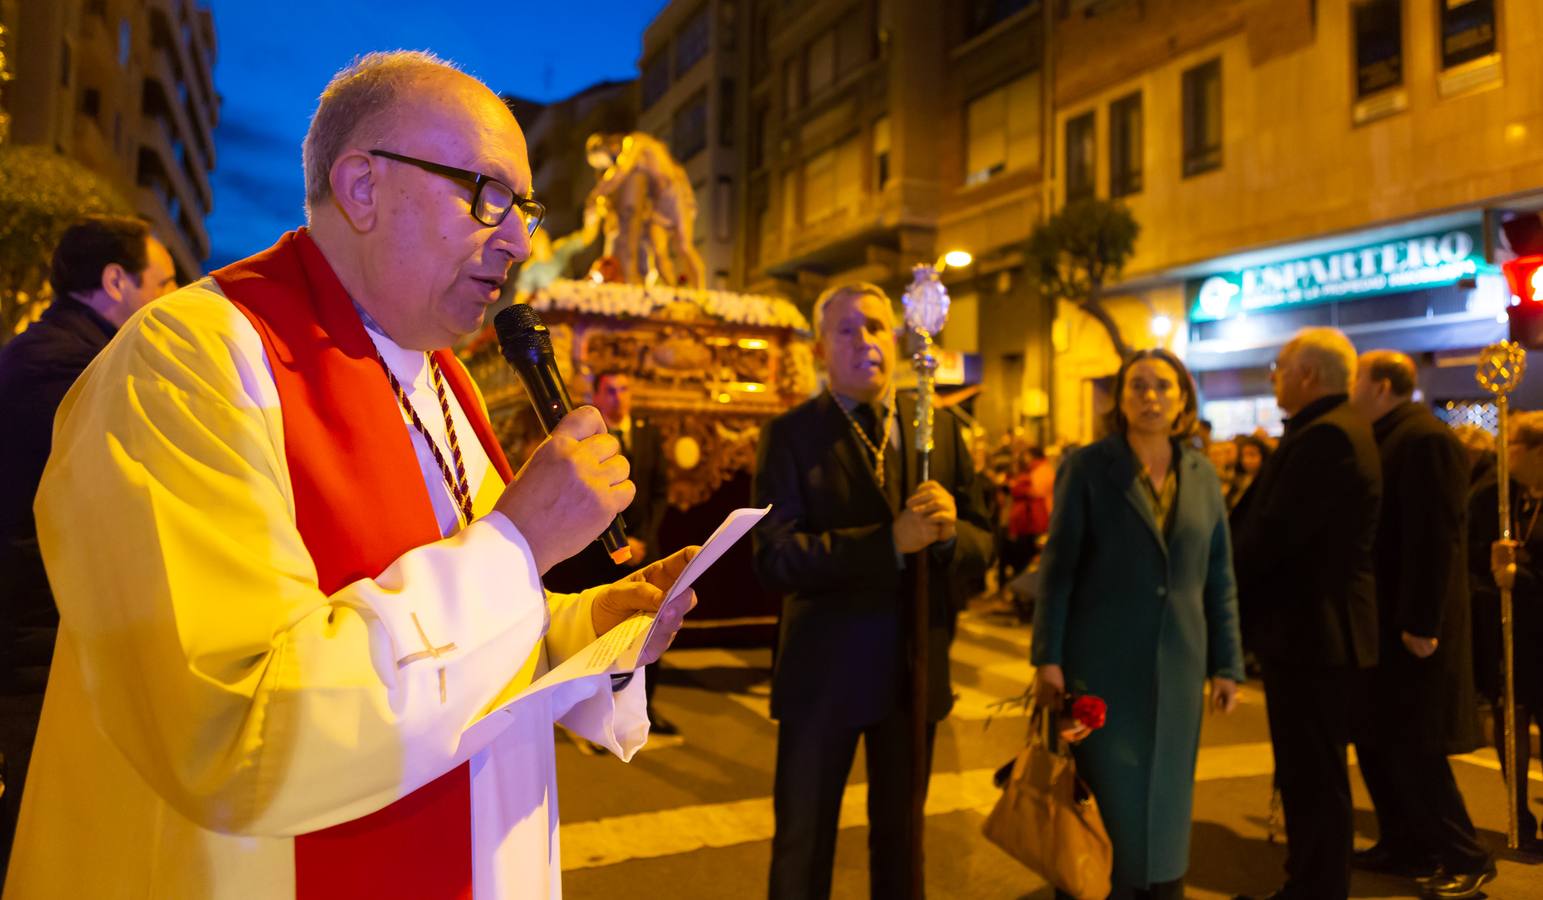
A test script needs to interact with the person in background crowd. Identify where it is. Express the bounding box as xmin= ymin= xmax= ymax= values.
xmin=1471 ymin=410 xmax=1543 ymax=857
xmin=753 ymin=282 xmax=991 ymax=900
xmin=1233 ymin=327 xmax=1381 ymax=900
xmin=1348 ymin=351 xmax=1493 ymax=898
xmin=1206 ymin=439 xmax=1239 ymax=497
xmin=1228 ymin=435 xmax=1270 ymax=511
xmin=1033 ymin=348 xmax=1243 ymax=900
xmin=0 ymin=215 xmax=178 ymax=880
xmin=1006 ymin=446 xmax=1053 ymax=576
xmin=545 ymin=370 xmax=679 ymax=736
xmin=1452 ymin=423 xmax=1497 ymax=486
